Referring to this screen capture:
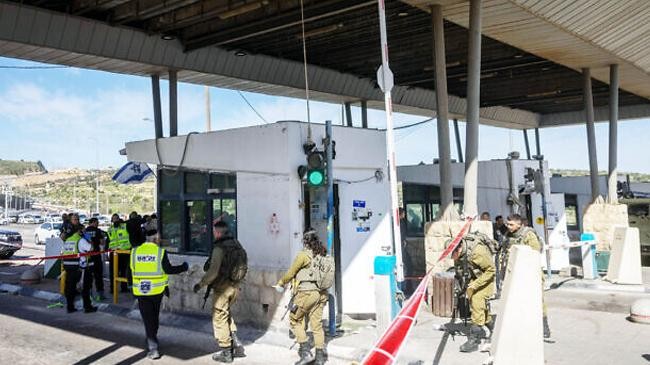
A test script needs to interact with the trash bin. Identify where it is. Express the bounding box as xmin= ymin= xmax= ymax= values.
xmin=596 ymin=251 xmax=610 ymax=273
xmin=431 ymin=272 xmax=456 ymax=317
